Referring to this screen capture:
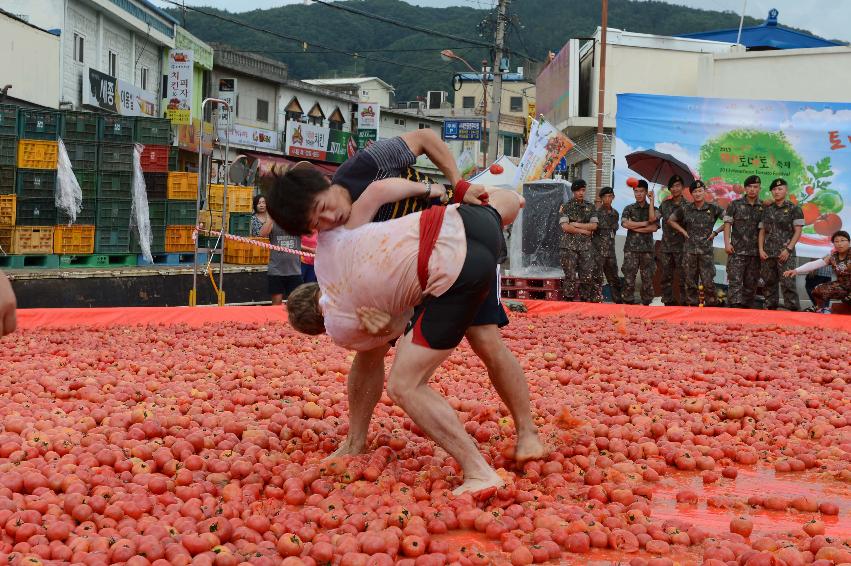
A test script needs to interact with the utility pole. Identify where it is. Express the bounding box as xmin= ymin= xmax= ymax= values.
xmin=595 ymin=0 xmax=609 ymax=196
xmin=487 ymin=0 xmax=509 ymax=164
